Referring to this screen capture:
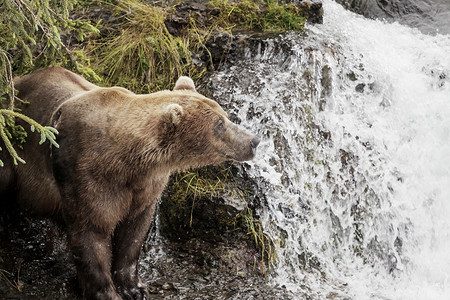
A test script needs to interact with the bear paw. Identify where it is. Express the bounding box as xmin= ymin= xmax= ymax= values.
xmin=117 ymin=284 xmax=150 ymax=300
xmin=91 ymin=286 xmax=122 ymax=300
